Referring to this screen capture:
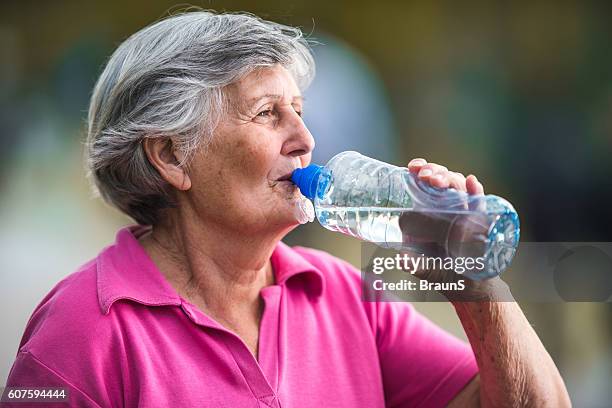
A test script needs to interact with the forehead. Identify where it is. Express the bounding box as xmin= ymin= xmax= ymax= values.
xmin=228 ymin=65 xmax=302 ymax=103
